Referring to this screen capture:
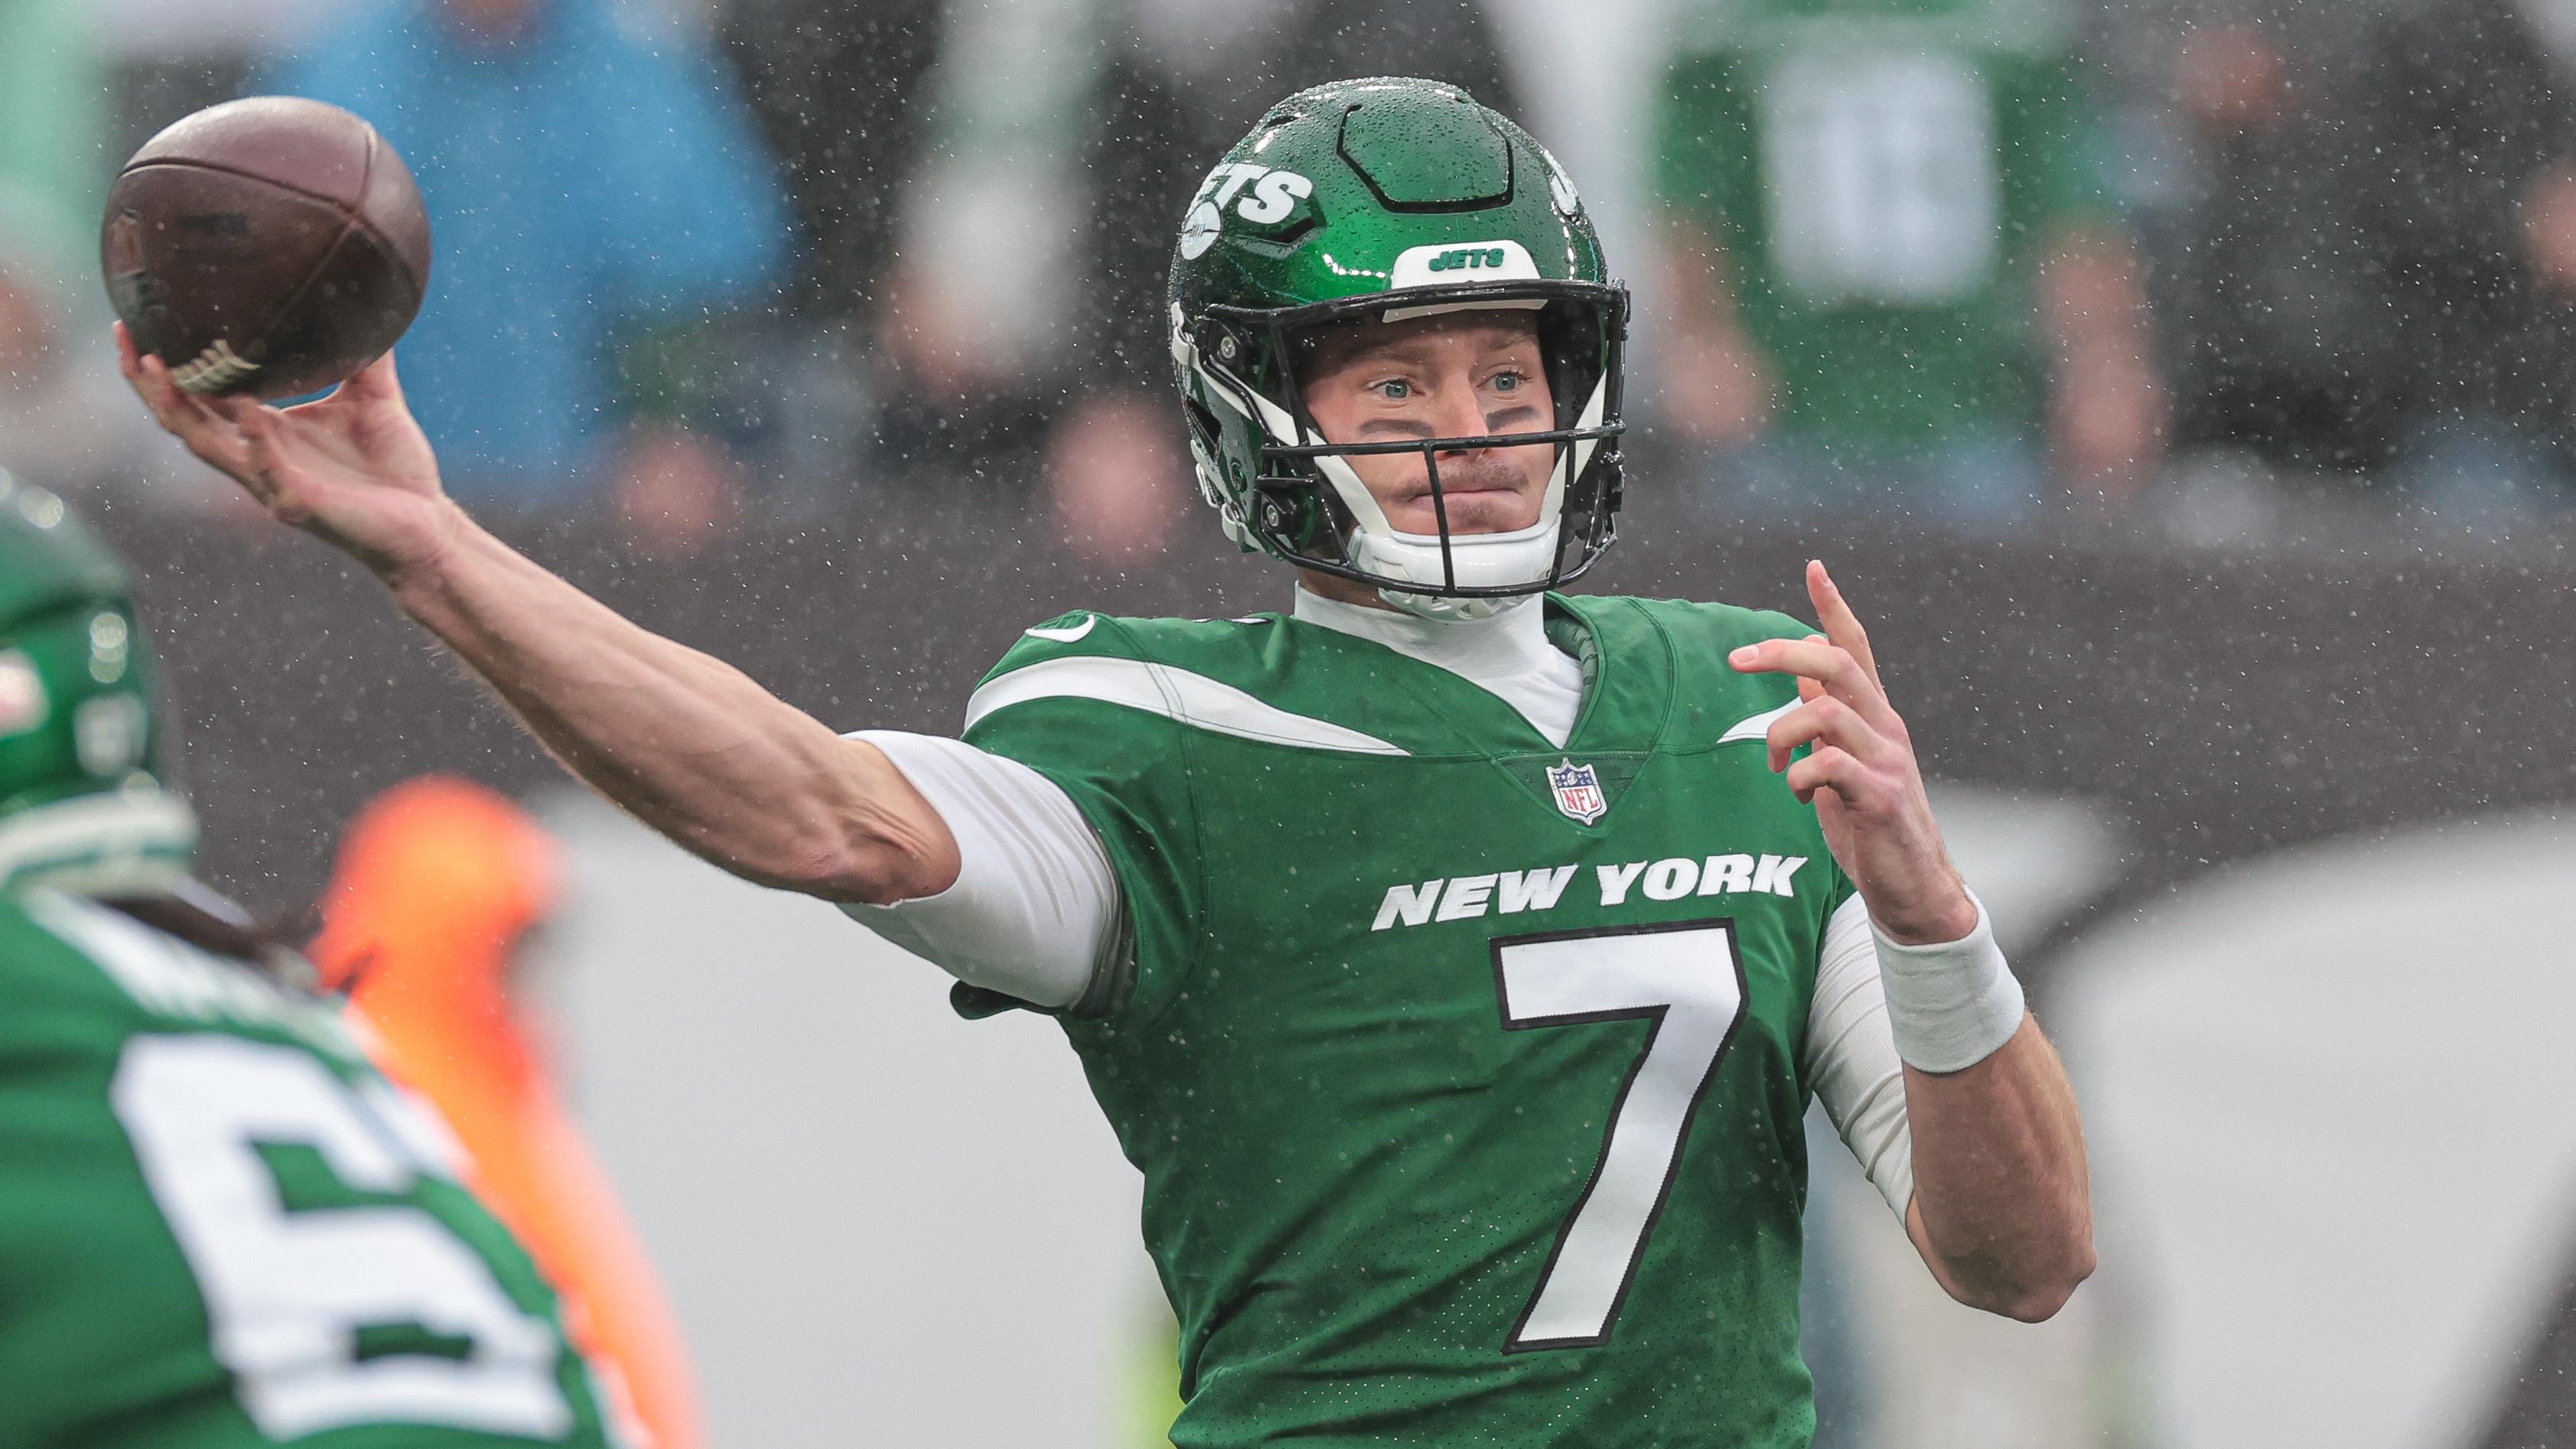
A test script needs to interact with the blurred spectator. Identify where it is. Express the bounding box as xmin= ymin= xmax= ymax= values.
xmin=2335 ymin=0 xmax=2576 ymax=523
xmin=2140 ymin=21 xmax=2394 ymax=478
xmin=0 ymin=0 xmax=132 ymax=494
xmin=720 ymin=0 xmax=941 ymax=337
xmin=717 ymin=0 xmax=943 ymax=500
xmin=1652 ymin=0 xmax=2164 ymax=531
xmin=867 ymin=0 xmax=1106 ymax=516
xmin=268 ymin=0 xmax=791 ymax=542
xmin=314 ymin=777 xmax=702 ymax=1449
